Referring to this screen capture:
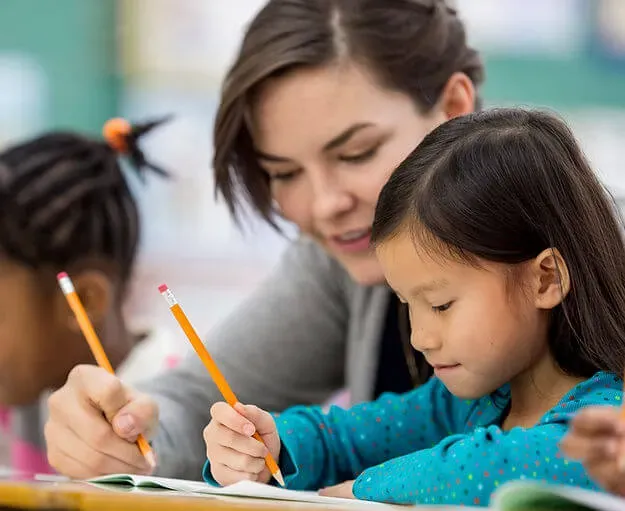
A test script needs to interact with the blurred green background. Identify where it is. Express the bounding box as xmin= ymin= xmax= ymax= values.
xmin=1 ymin=0 xmax=624 ymax=136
